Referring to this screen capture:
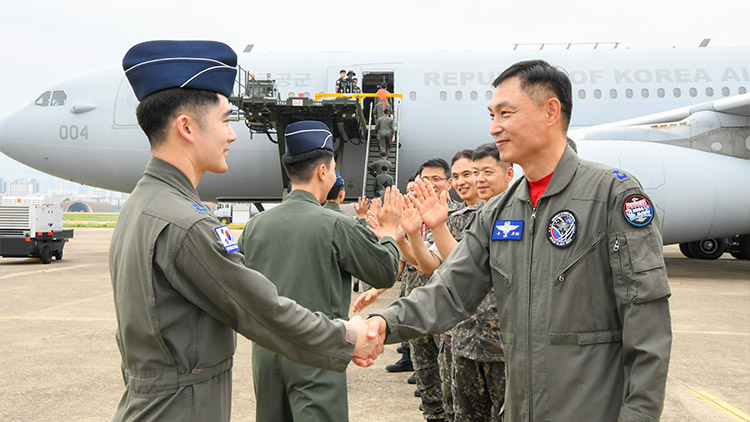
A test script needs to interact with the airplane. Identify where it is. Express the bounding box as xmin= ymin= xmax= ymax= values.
xmin=0 ymin=43 xmax=748 ymax=260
